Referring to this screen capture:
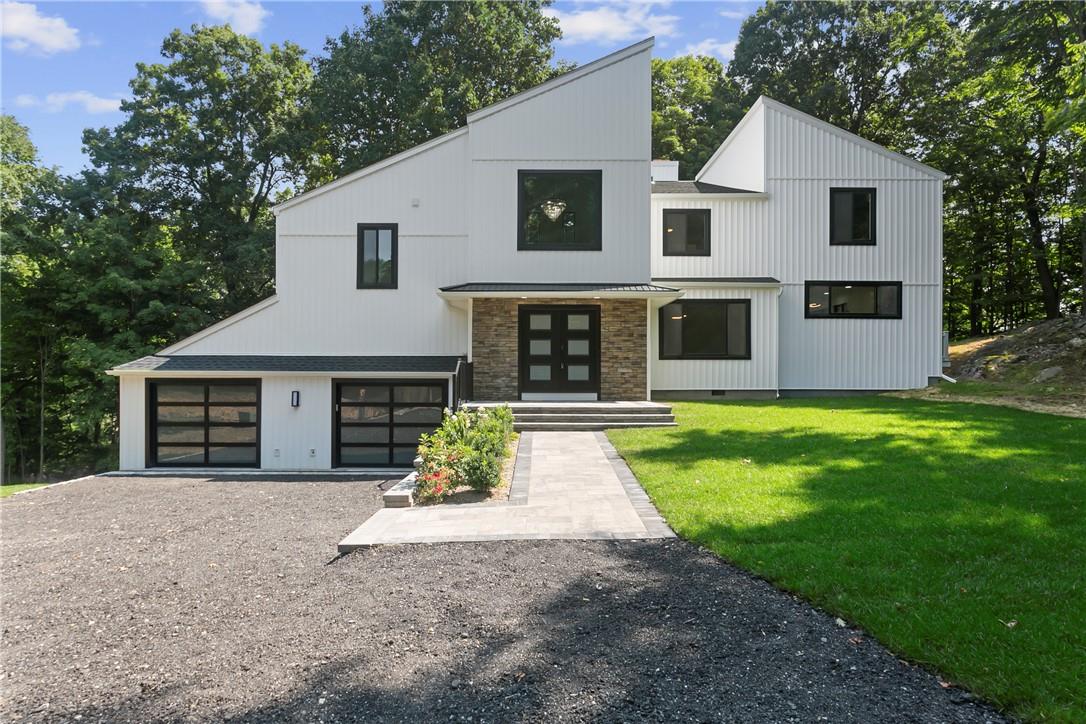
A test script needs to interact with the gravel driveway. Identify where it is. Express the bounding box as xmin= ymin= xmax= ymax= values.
xmin=1 ymin=476 xmax=1004 ymax=723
